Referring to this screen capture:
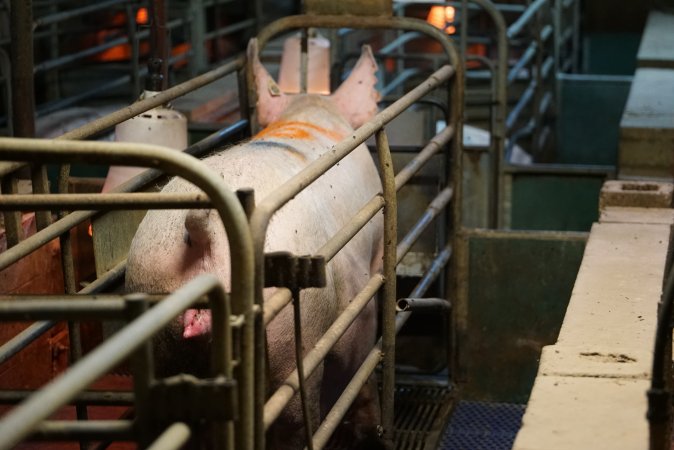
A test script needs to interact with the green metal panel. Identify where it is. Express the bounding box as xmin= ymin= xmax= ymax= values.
xmin=510 ymin=175 xmax=604 ymax=232
xmin=557 ymin=74 xmax=632 ymax=166
xmin=583 ymin=33 xmax=642 ymax=75
xmin=459 ymin=230 xmax=587 ymax=403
